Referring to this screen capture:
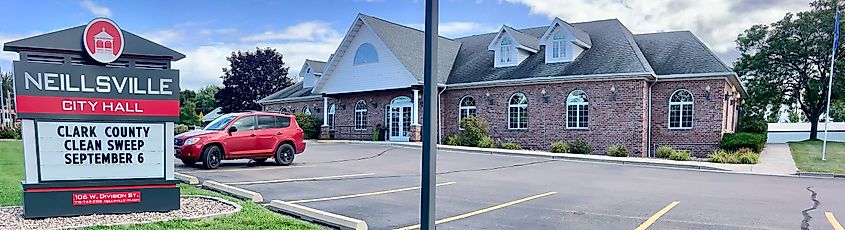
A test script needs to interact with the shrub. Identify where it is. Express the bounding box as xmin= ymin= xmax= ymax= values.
xmin=0 ymin=128 xmax=20 ymax=139
xmin=175 ymin=124 xmax=189 ymax=135
xmin=720 ymin=132 xmax=767 ymax=153
xmin=549 ymin=141 xmax=569 ymax=153
xmin=477 ymin=137 xmax=496 ymax=148
xmin=655 ymin=145 xmax=674 ymax=158
xmin=14 ymin=127 xmax=20 ymax=139
xmin=708 ymin=149 xmax=758 ymax=164
xmin=294 ymin=113 xmax=321 ymax=139
xmin=569 ymin=140 xmax=592 ymax=154
xmin=668 ymin=150 xmax=691 ymax=161
xmin=607 ymin=144 xmax=629 ymax=157
xmin=738 ymin=116 xmax=768 ymax=134
xmin=501 ymin=142 xmax=522 ymax=150
xmin=459 ymin=116 xmax=490 ymax=146
xmin=739 ymin=151 xmax=759 ymax=164
xmin=445 ymin=134 xmax=464 ymax=146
